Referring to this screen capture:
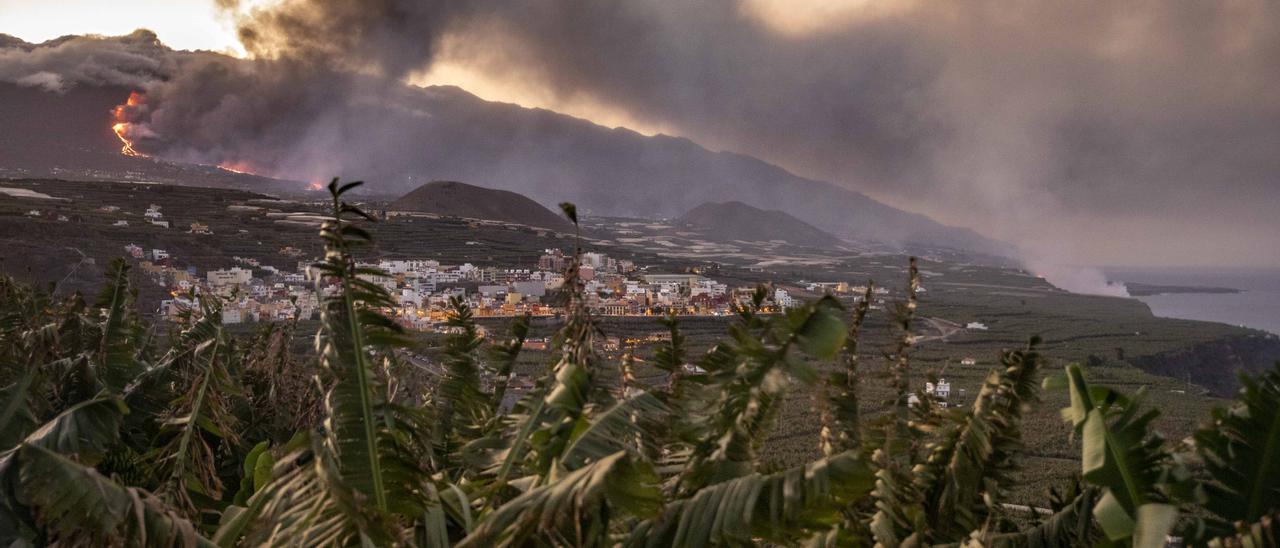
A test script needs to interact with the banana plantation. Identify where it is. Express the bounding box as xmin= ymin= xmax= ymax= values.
xmin=0 ymin=180 xmax=1276 ymax=547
